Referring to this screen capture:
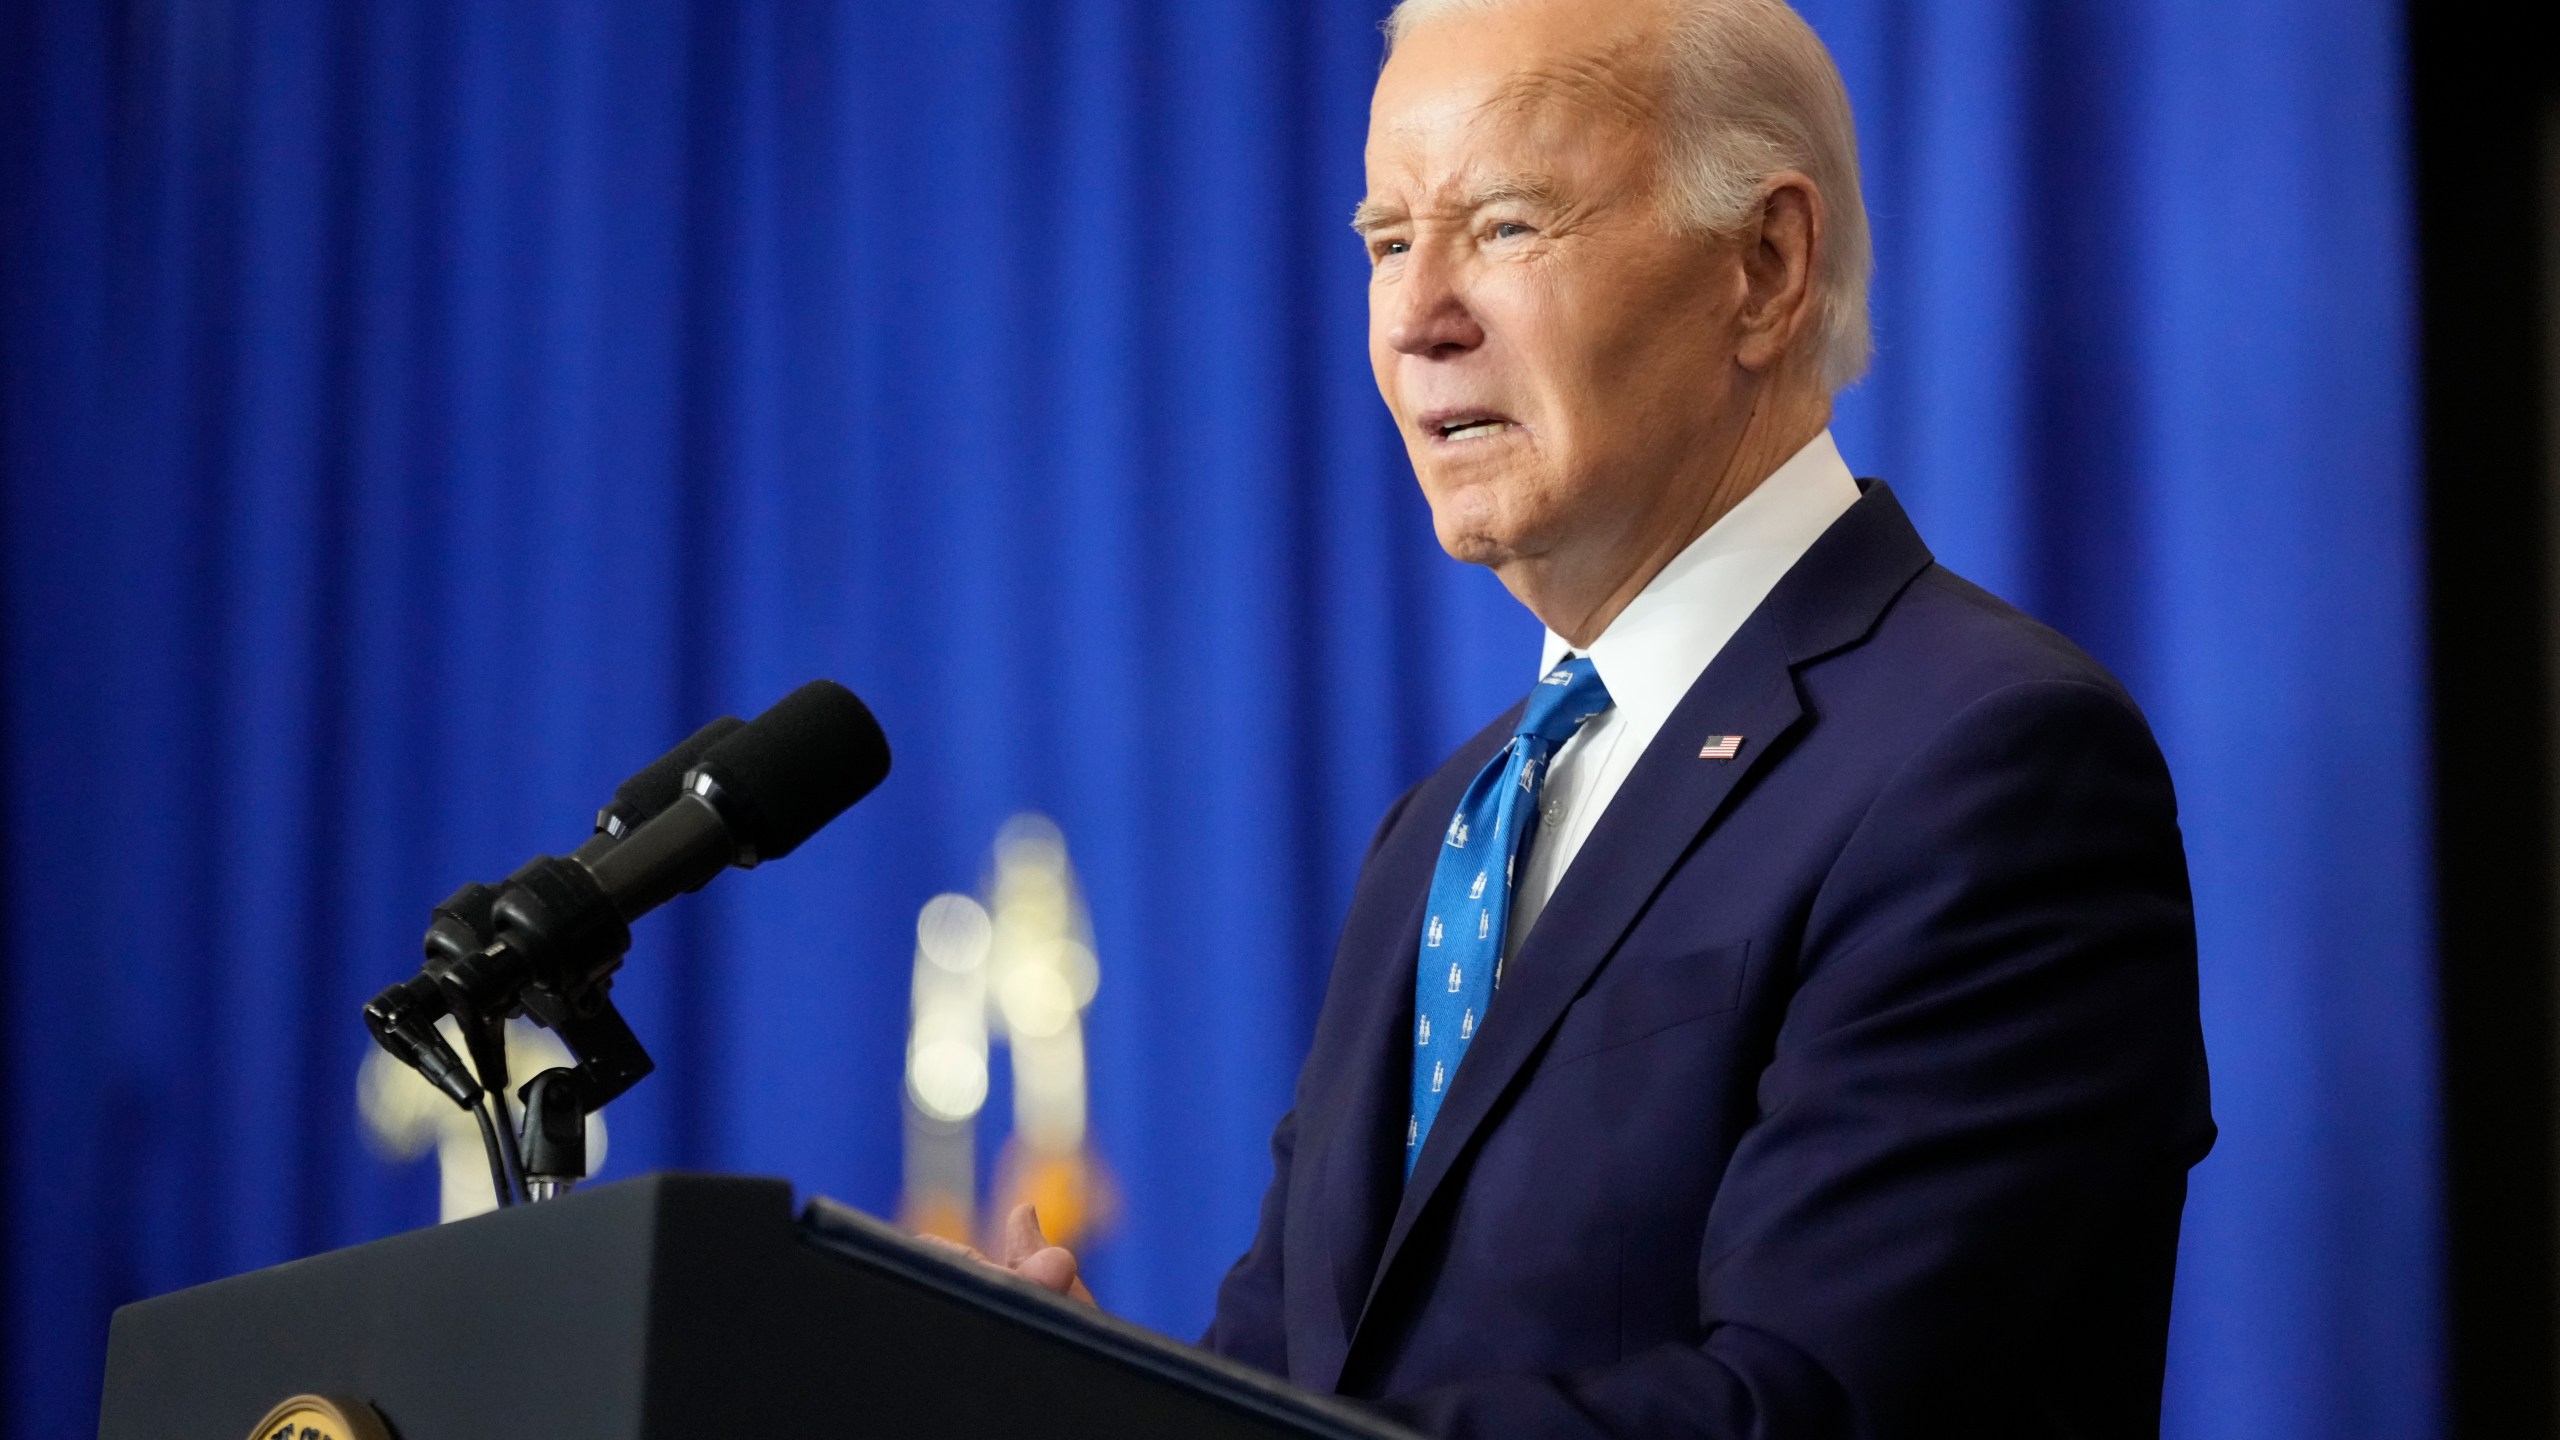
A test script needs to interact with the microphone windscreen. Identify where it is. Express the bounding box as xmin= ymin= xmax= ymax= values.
xmin=603 ymin=715 xmax=747 ymax=834
xmin=695 ymin=680 xmax=892 ymax=860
